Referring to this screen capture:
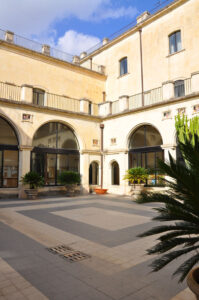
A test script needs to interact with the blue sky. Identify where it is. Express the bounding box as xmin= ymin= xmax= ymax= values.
xmin=0 ymin=0 xmax=174 ymax=55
